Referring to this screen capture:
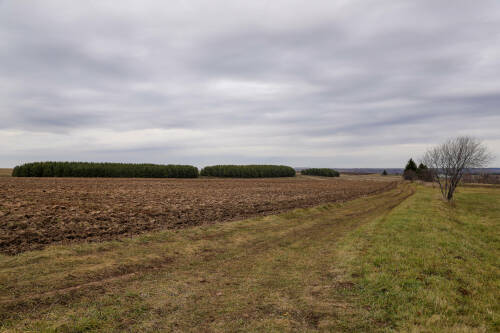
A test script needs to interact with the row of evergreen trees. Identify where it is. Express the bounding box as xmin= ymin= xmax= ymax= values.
xmin=300 ymin=168 xmax=340 ymax=177
xmin=12 ymin=162 xmax=199 ymax=178
xmin=12 ymin=162 xmax=299 ymax=178
xmin=200 ymin=165 xmax=296 ymax=178
xmin=403 ymin=158 xmax=432 ymax=181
